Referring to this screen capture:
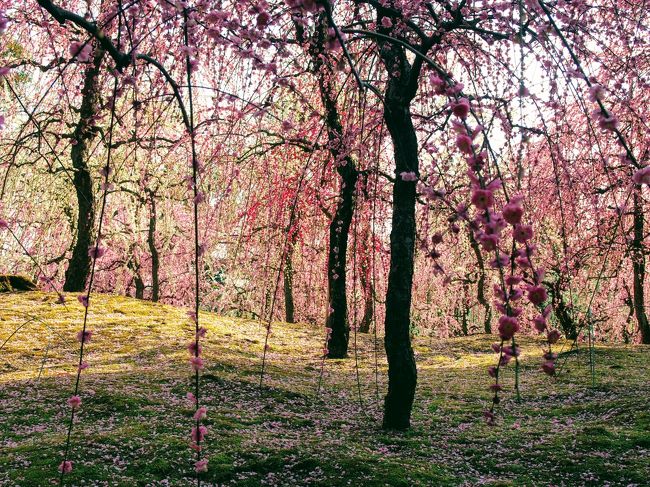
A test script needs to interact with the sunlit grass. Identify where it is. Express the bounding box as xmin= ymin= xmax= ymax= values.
xmin=1 ymin=292 xmax=649 ymax=486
